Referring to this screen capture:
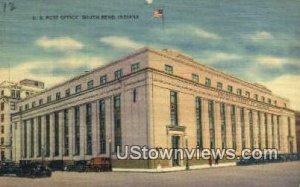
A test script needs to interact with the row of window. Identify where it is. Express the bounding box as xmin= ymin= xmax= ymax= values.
xmin=21 ymin=63 xmax=140 ymax=112
xmin=21 ymin=96 xmax=122 ymax=158
xmin=164 ymin=64 xmax=283 ymax=107
xmin=170 ymin=90 xmax=283 ymax=150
